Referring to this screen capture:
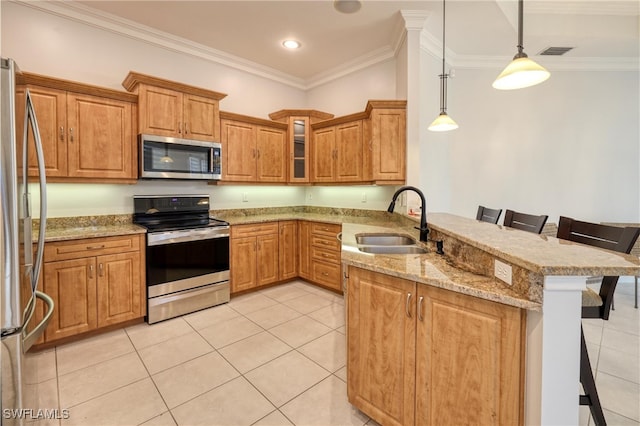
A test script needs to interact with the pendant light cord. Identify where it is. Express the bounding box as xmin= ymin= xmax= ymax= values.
xmin=516 ymin=0 xmax=526 ymax=58
xmin=440 ymin=0 xmax=447 ymax=114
